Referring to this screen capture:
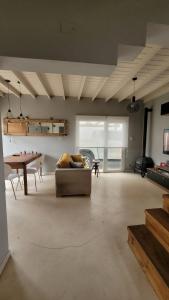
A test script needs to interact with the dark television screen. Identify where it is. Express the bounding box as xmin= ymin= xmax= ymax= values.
xmin=163 ymin=129 xmax=169 ymax=154
xmin=161 ymin=102 xmax=169 ymax=115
